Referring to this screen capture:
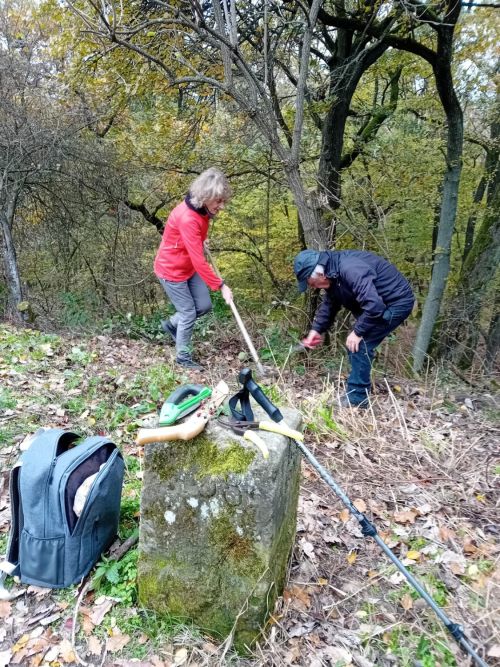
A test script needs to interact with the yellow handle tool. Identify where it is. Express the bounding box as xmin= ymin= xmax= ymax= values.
xmin=243 ymin=430 xmax=269 ymax=459
xmin=258 ymin=420 xmax=304 ymax=441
